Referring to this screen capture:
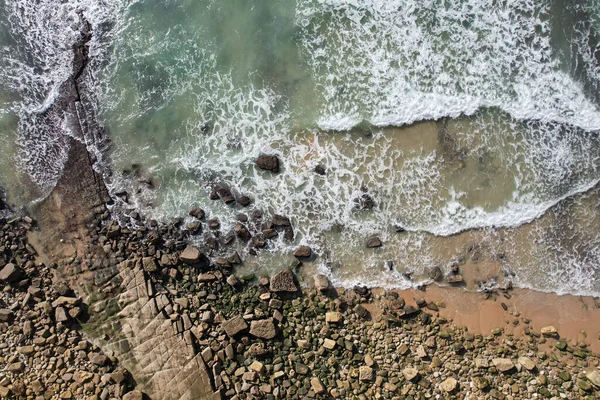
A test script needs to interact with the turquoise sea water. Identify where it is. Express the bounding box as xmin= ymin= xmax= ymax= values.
xmin=1 ymin=0 xmax=600 ymax=294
